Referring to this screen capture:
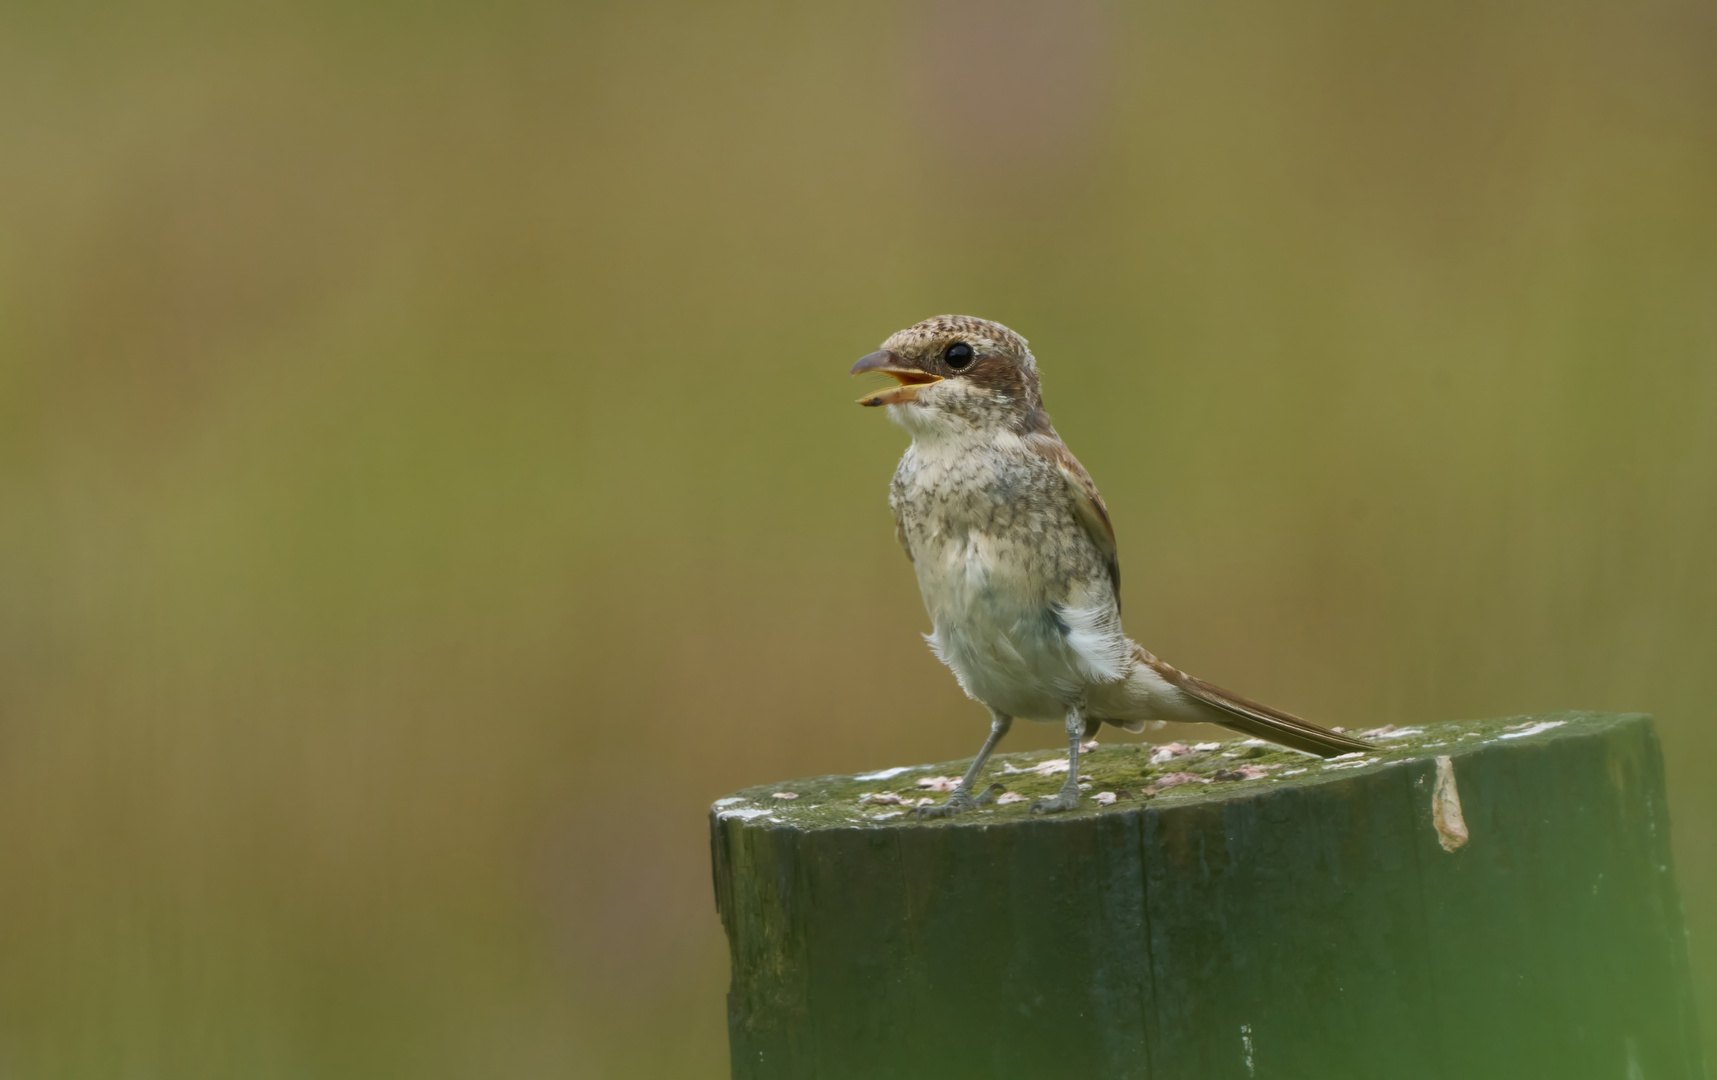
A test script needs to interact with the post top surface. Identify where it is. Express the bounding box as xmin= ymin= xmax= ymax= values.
xmin=710 ymin=712 xmax=1648 ymax=832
